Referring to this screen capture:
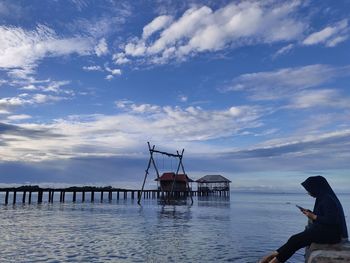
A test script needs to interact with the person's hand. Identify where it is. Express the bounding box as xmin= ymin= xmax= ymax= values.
xmin=302 ymin=209 xmax=317 ymax=220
